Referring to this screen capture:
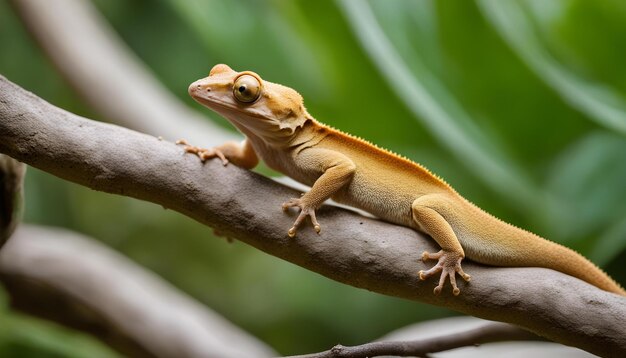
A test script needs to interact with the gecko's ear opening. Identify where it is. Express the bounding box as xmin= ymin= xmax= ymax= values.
xmin=277 ymin=108 xmax=309 ymax=134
